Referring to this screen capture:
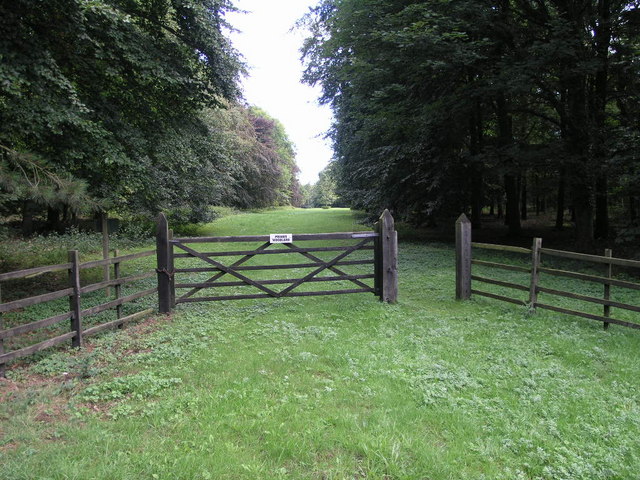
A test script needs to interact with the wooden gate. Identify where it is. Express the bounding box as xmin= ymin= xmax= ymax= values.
xmin=156 ymin=210 xmax=398 ymax=312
